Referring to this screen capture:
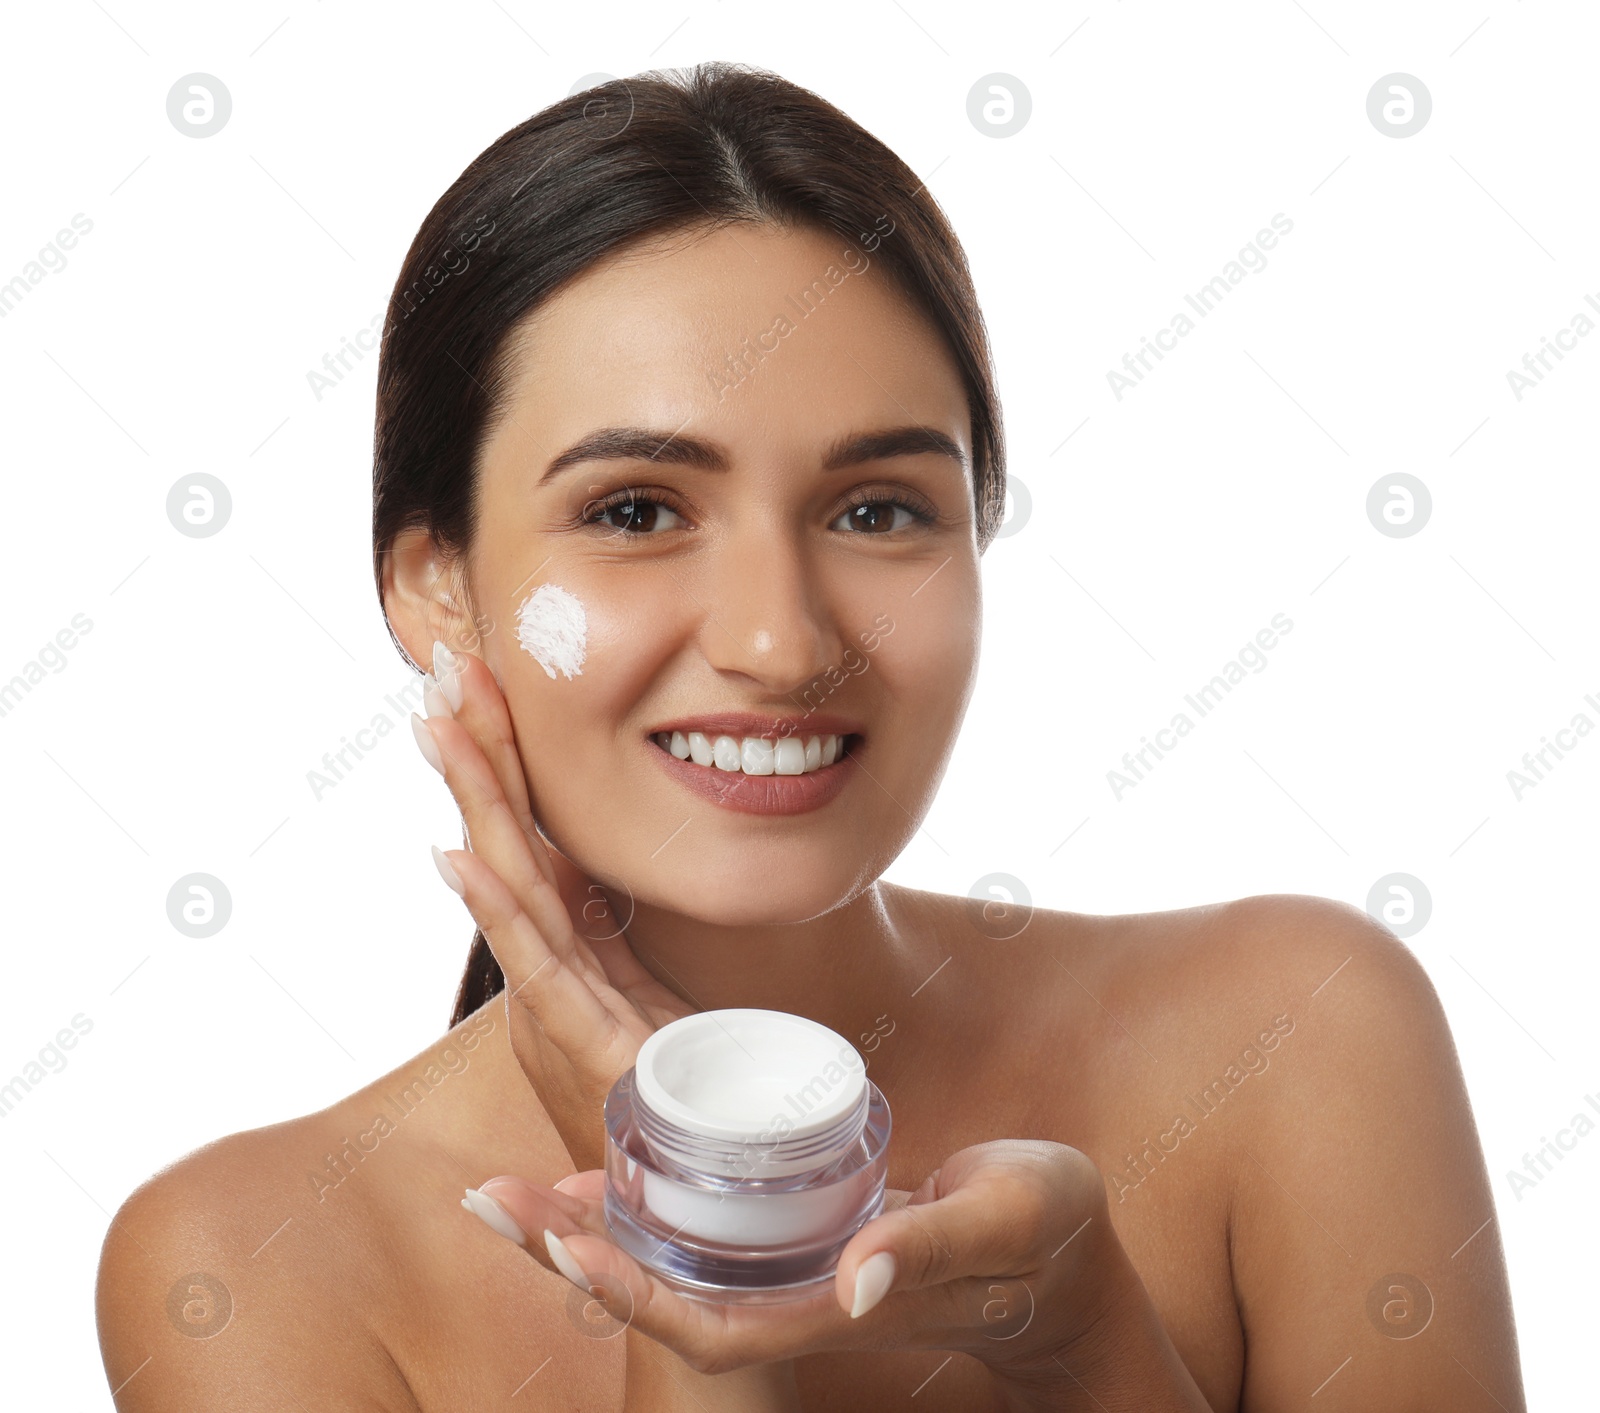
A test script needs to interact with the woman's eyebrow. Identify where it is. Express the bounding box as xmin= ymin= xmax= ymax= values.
xmin=536 ymin=424 xmax=967 ymax=487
